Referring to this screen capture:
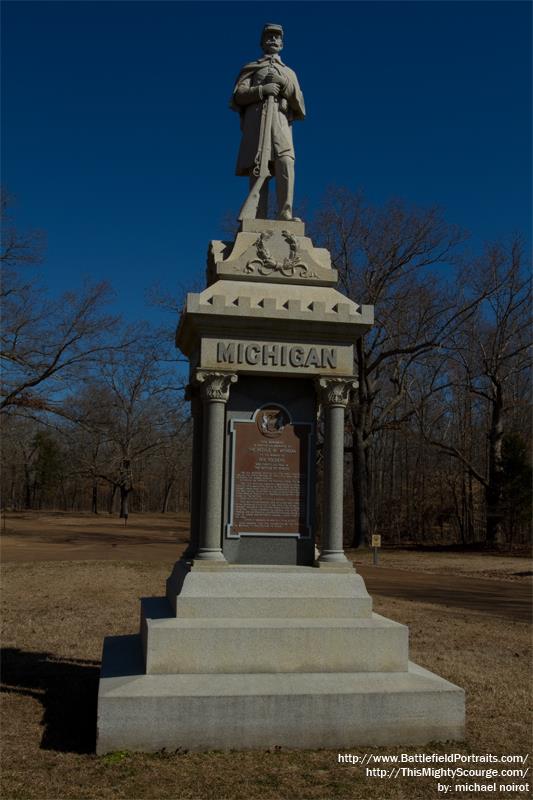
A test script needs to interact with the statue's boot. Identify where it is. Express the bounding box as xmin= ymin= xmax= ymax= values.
xmin=276 ymin=156 xmax=300 ymax=221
